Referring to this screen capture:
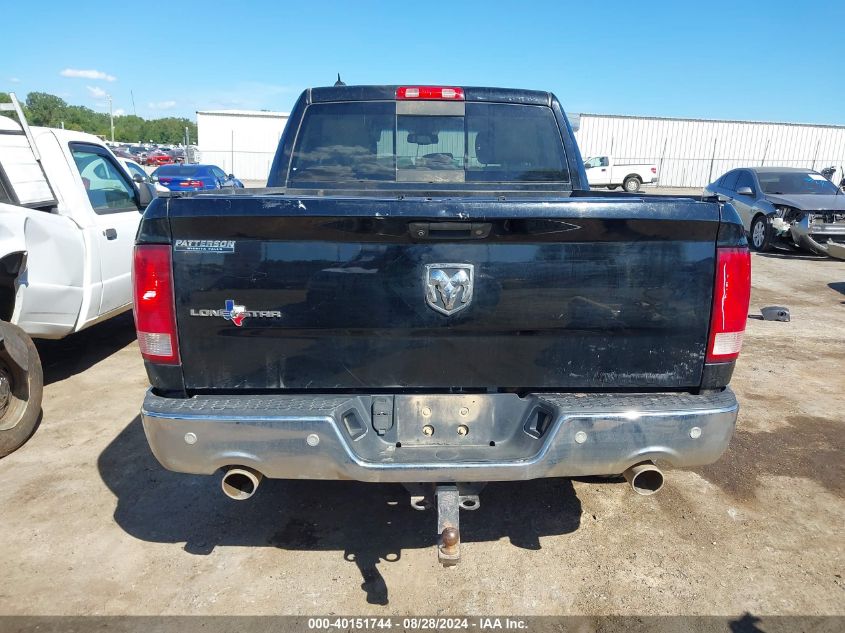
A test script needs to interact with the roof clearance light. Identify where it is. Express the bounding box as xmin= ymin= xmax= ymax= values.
xmin=396 ymin=86 xmax=465 ymax=100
